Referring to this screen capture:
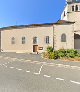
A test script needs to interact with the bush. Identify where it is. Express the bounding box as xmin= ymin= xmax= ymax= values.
xmin=57 ymin=49 xmax=66 ymax=58
xmin=49 ymin=52 xmax=55 ymax=59
xmin=43 ymin=47 xmax=80 ymax=60
xmin=65 ymin=49 xmax=79 ymax=58
xmin=47 ymin=46 xmax=53 ymax=53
